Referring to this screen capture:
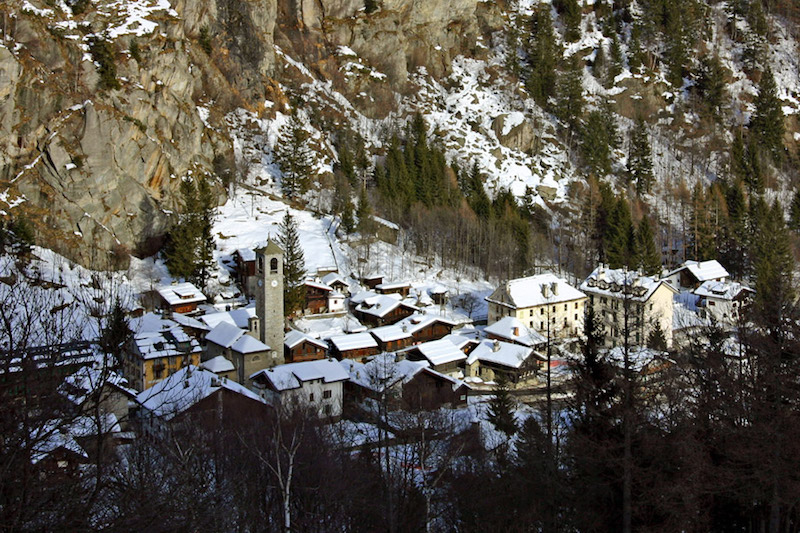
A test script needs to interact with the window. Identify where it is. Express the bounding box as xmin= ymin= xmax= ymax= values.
xmin=540 ymin=321 xmax=544 ymax=329
xmin=323 ymin=390 xmax=332 ymax=399
xmin=709 ymin=301 xmax=716 ymax=306
xmin=552 ymin=305 xmax=556 ymax=312
xmin=540 ymin=308 xmax=544 ymax=315
xmin=529 ymin=320 xmax=534 ymax=328
xmin=529 ymin=309 xmax=533 ymax=316
xmin=575 ymin=302 xmax=579 ymax=309
xmin=323 ymin=404 xmax=332 ymax=416
xmin=564 ymin=304 xmax=567 ymax=311
xmin=309 ymin=393 xmax=315 ymax=402
xmin=257 ymin=256 xmax=264 ymax=274
xmin=270 ymin=257 xmax=278 ymax=273
xmin=574 ymin=314 xmax=578 ymax=320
